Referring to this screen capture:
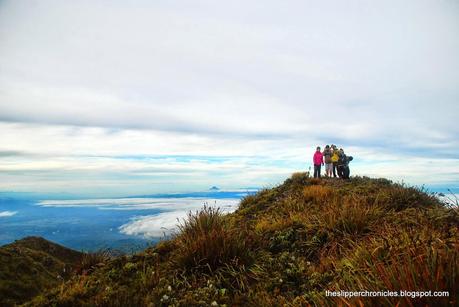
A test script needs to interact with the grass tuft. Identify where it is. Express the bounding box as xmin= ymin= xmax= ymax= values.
xmin=173 ymin=206 xmax=253 ymax=272
xmin=75 ymin=249 xmax=113 ymax=275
